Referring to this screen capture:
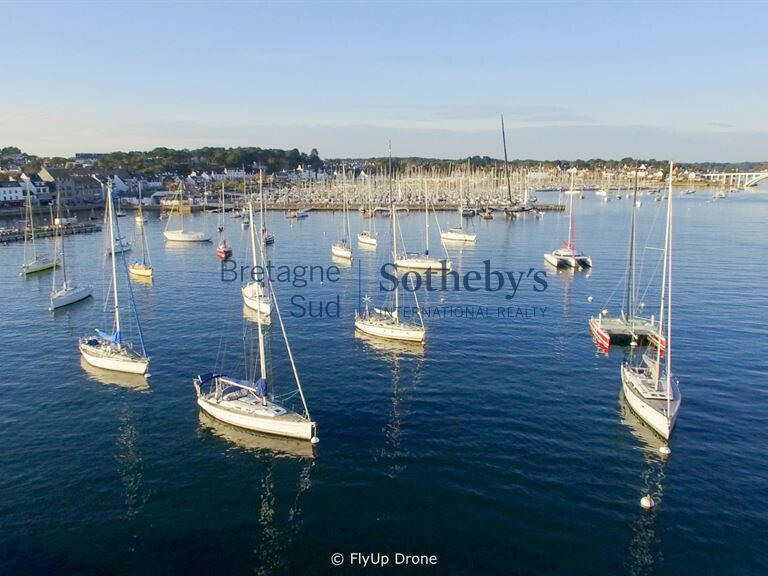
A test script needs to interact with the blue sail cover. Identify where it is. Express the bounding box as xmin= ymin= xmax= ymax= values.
xmin=96 ymin=329 xmax=121 ymax=345
xmin=255 ymin=377 xmax=268 ymax=398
